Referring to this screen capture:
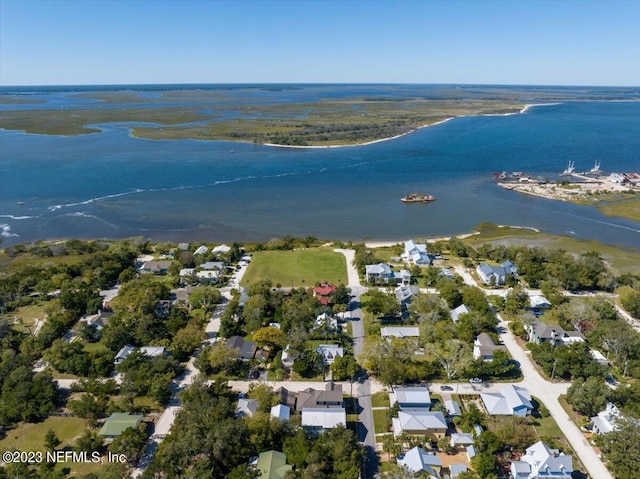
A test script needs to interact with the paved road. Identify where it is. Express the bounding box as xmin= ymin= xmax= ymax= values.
xmin=495 ymin=313 xmax=613 ymax=479
xmin=453 ymin=263 xmax=613 ymax=479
